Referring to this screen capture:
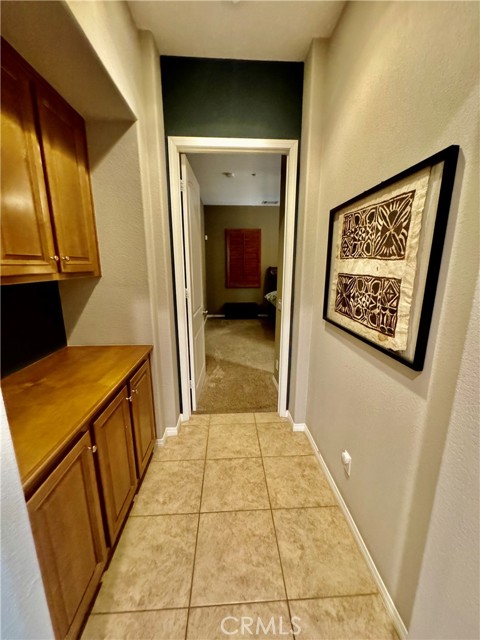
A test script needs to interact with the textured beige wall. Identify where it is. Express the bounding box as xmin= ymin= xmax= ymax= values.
xmin=1 ymin=394 xmax=54 ymax=639
xmin=204 ymin=206 xmax=280 ymax=314
xmin=60 ymin=2 xmax=180 ymax=432
xmin=60 ymin=122 xmax=153 ymax=348
xmin=289 ymin=39 xmax=327 ymax=421
xmin=302 ymin=2 xmax=479 ymax=629
xmin=409 ymin=280 xmax=479 ymax=638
